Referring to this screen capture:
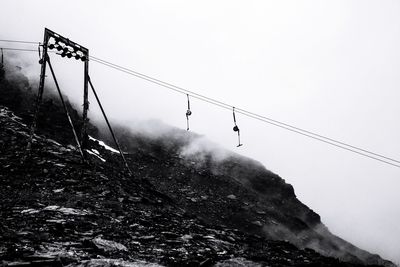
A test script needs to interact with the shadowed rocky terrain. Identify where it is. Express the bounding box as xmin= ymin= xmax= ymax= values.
xmin=0 ymin=63 xmax=395 ymax=266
